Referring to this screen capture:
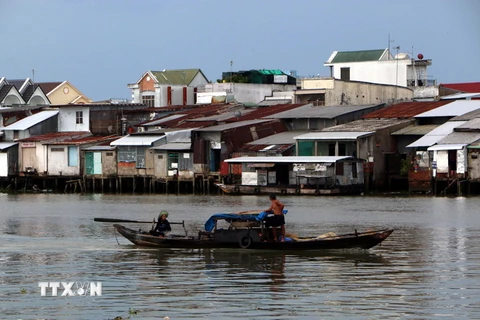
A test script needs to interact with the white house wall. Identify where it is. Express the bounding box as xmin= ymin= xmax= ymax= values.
xmin=189 ymin=72 xmax=209 ymax=87
xmin=332 ymin=60 xmax=409 ymax=87
xmin=0 ymin=153 xmax=7 ymax=176
xmin=58 ymin=106 xmax=90 ymax=132
xmin=47 ymin=146 xmax=80 ymax=175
